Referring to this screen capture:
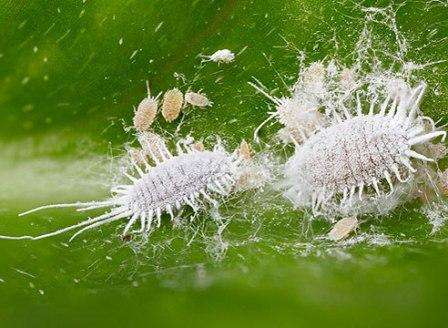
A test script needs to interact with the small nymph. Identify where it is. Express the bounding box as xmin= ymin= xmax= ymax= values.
xmin=161 ymin=88 xmax=183 ymax=122
xmin=184 ymin=91 xmax=213 ymax=108
xmin=133 ymin=81 xmax=160 ymax=132
xmin=202 ymin=49 xmax=235 ymax=64
xmin=327 ymin=217 xmax=359 ymax=241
